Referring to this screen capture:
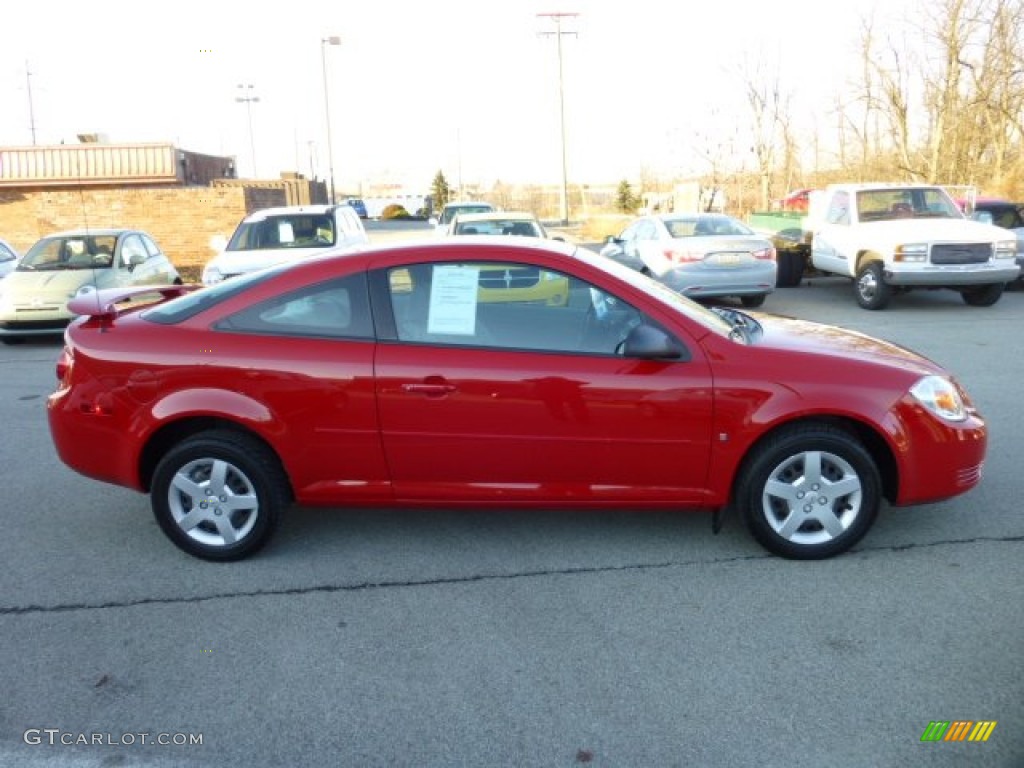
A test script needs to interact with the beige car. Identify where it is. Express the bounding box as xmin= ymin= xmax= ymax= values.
xmin=0 ymin=228 xmax=180 ymax=343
